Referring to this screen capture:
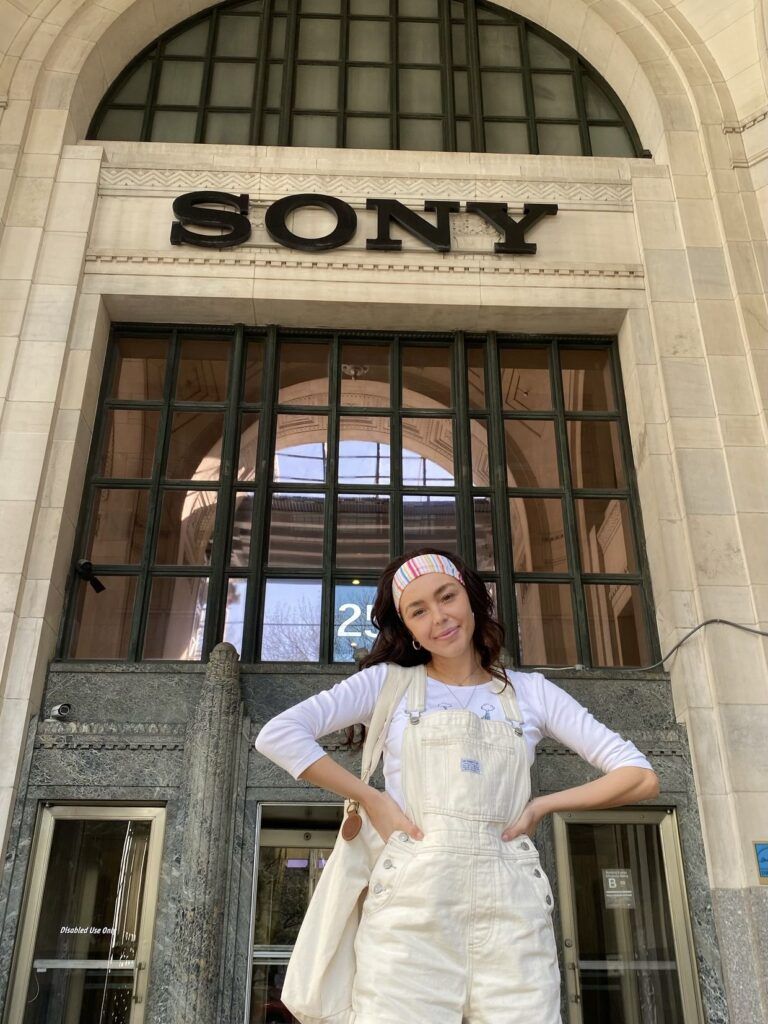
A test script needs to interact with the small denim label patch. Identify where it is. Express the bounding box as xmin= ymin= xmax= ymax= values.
xmin=460 ymin=758 xmax=481 ymax=773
